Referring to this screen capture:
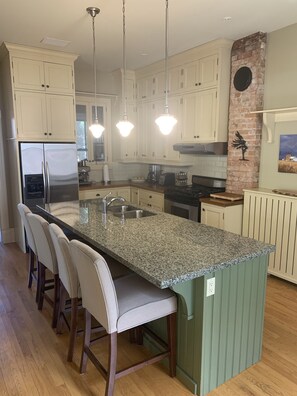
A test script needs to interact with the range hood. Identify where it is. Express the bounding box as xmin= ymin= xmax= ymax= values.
xmin=173 ymin=142 xmax=228 ymax=155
